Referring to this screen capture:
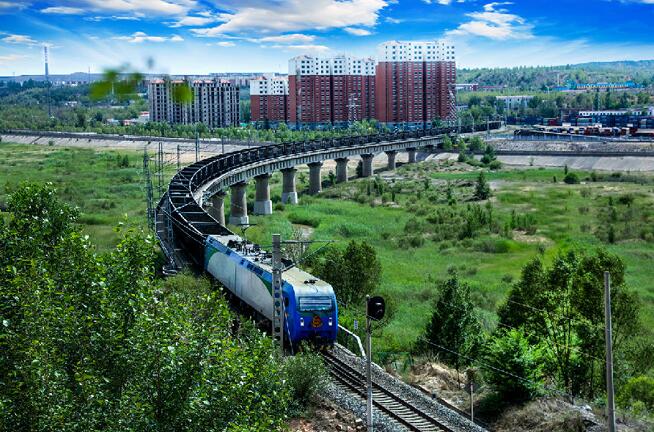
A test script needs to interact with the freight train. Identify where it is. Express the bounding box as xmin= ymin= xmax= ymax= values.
xmin=156 ymin=121 xmax=504 ymax=348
